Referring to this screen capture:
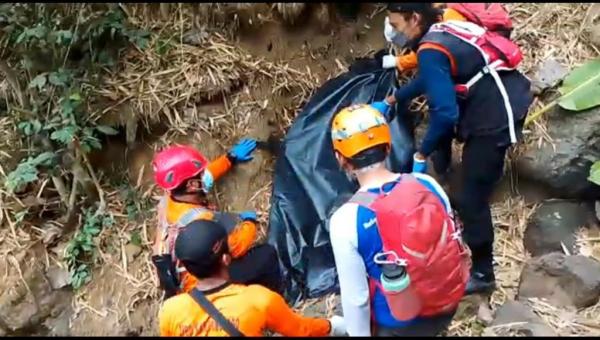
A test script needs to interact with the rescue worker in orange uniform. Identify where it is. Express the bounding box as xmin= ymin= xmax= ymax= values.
xmin=151 ymin=139 xmax=282 ymax=299
xmin=159 ymin=219 xmax=347 ymax=336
